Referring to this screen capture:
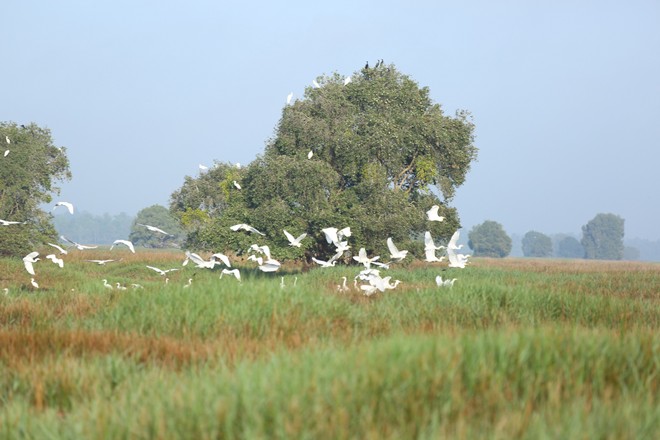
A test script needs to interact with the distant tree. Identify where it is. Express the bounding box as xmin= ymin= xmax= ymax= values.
xmin=130 ymin=205 xmax=185 ymax=248
xmin=623 ymin=246 xmax=640 ymax=261
xmin=581 ymin=213 xmax=624 ymax=260
xmin=468 ymin=220 xmax=512 ymax=258
xmin=0 ymin=122 xmax=71 ymax=256
xmin=53 ymin=211 xmax=134 ymax=245
xmin=556 ymin=236 xmax=585 ymax=259
xmin=521 ymin=231 xmax=553 ymax=257
xmin=170 ymin=63 xmax=478 ymax=261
